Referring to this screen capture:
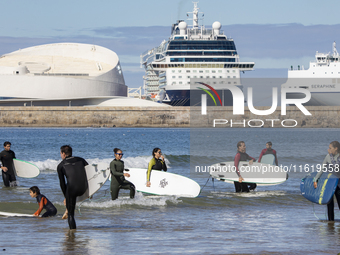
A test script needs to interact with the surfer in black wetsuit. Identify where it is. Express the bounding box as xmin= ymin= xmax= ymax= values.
xmin=313 ymin=141 xmax=340 ymax=221
xmin=29 ymin=186 xmax=57 ymax=217
xmin=57 ymin=145 xmax=88 ymax=229
xmin=146 ymin=148 xmax=167 ymax=187
xmin=0 ymin=141 xmax=17 ymax=187
xmin=258 ymin=141 xmax=278 ymax=166
xmin=234 ymin=141 xmax=257 ymax=192
xmin=110 ymin=148 xmax=135 ymax=200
